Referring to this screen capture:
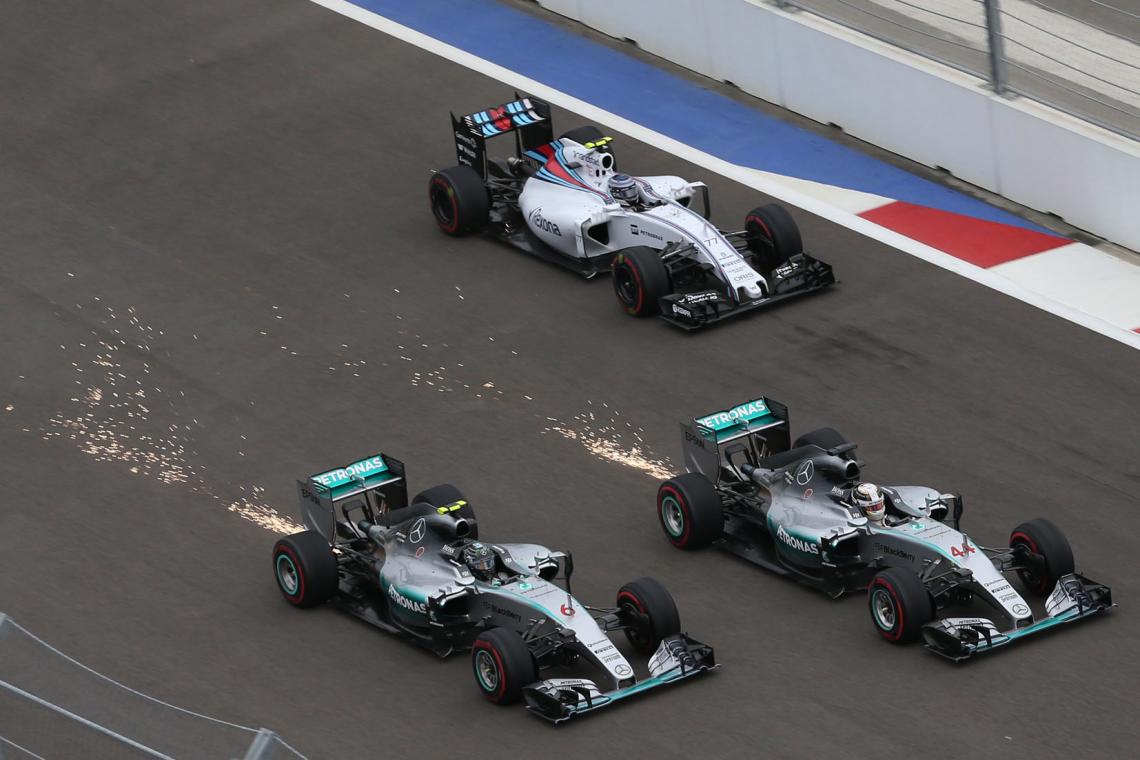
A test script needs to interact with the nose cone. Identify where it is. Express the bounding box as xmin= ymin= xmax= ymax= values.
xmin=742 ymin=282 xmax=765 ymax=300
